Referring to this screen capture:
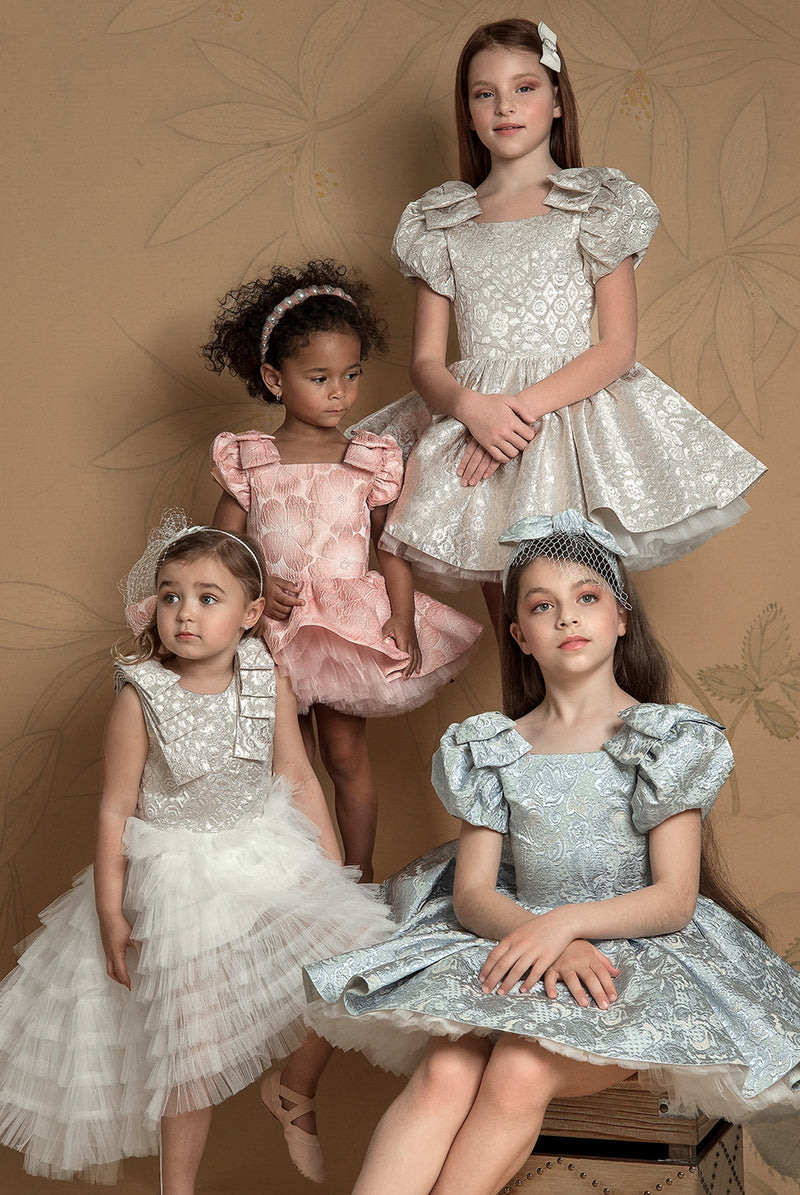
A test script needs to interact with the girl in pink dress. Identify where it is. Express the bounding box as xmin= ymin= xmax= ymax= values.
xmin=203 ymin=260 xmax=481 ymax=882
